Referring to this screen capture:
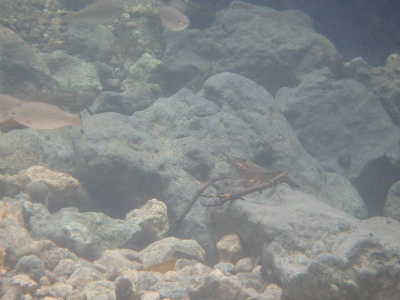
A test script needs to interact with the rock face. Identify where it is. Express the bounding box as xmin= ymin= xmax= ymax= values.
xmin=276 ymin=67 xmax=400 ymax=178
xmin=2 ymin=1 xmax=400 ymax=298
xmin=216 ymin=234 xmax=245 ymax=264
xmin=346 ymin=54 xmax=400 ymax=127
xmin=40 ymin=50 xmax=102 ymax=96
xmin=138 ymin=237 xmax=205 ymax=267
xmin=384 ymin=180 xmax=400 ymax=222
xmin=125 ymin=199 xmax=169 ymax=243
xmin=68 ymin=72 xmax=367 ymax=260
xmin=162 ymin=1 xmax=342 ymax=95
xmin=209 ymin=188 xmax=400 ymax=300
xmin=27 ymin=205 xmax=144 ymax=261
xmin=0 ymin=25 xmax=52 ymax=95
xmin=0 ymin=128 xmax=76 ymax=175
xmin=65 ymin=23 xmax=116 ymax=63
